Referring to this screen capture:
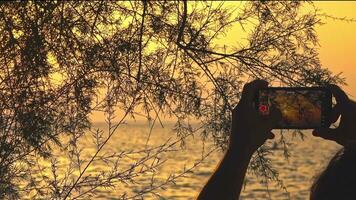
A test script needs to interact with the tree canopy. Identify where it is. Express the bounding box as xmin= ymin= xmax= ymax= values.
xmin=0 ymin=1 xmax=344 ymax=199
